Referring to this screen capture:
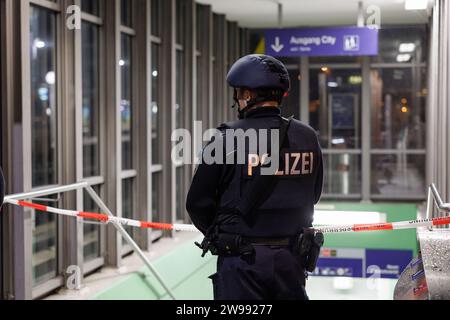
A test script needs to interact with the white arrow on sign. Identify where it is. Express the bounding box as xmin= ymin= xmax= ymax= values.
xmin=271 ymin=37 xmax=284 ymax=53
